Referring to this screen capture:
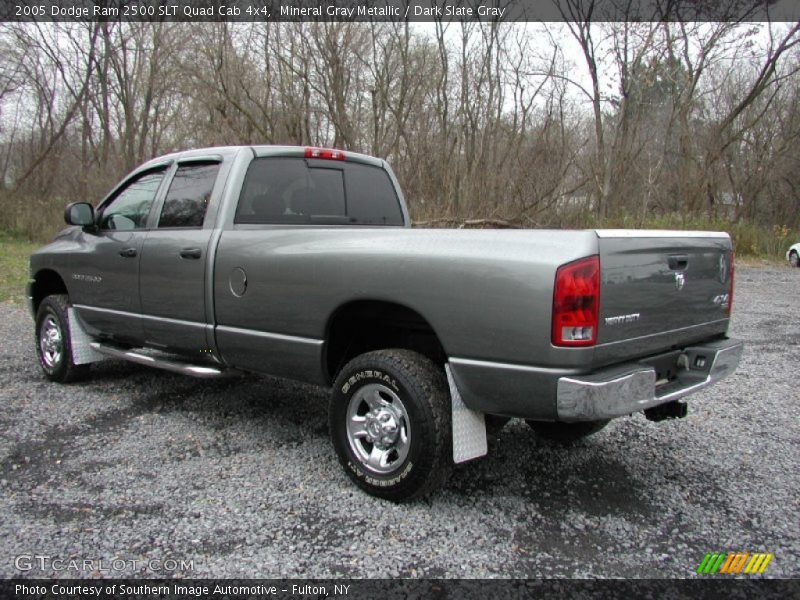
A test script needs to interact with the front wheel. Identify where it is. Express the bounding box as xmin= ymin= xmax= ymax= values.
xmin=790 ymin=251 xmax=799 ymax=268
xmin=35 ymin=294 xmax=89 ymax=383
xmin=329 ymin=349 xmax=451 ymax=502
xmin=525 ymin=419 xmax=610 ymax=444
